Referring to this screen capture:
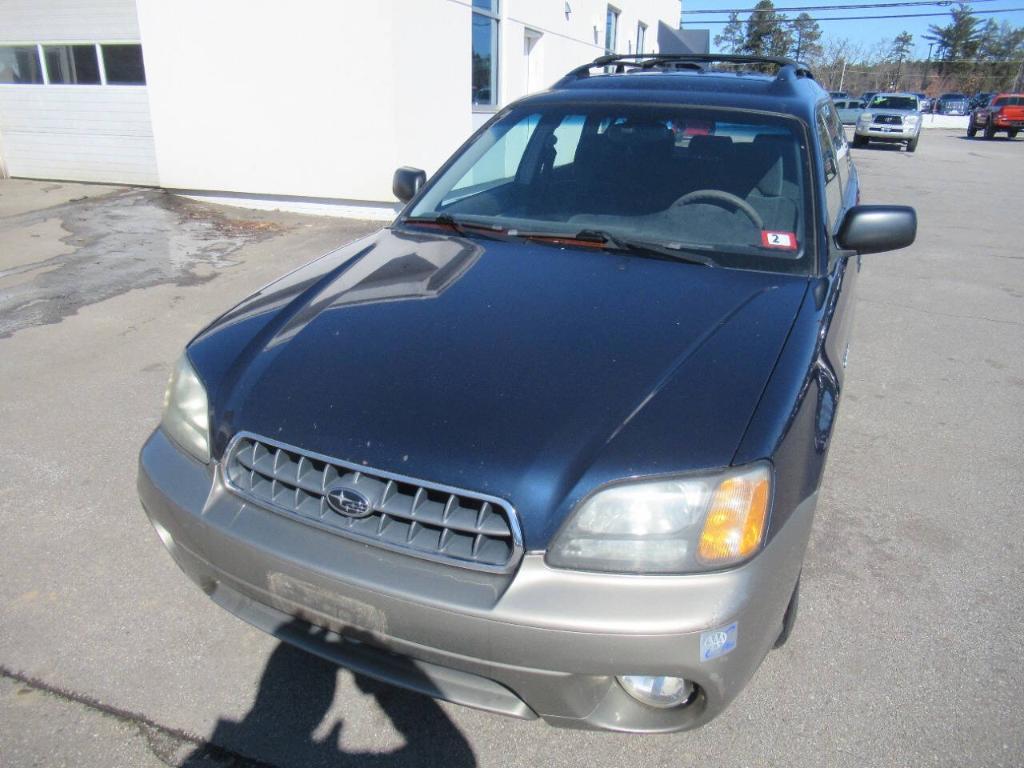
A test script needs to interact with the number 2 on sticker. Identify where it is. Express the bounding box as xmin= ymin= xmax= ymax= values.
xmin=761 ymin=231 xmax=797 ymax=250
